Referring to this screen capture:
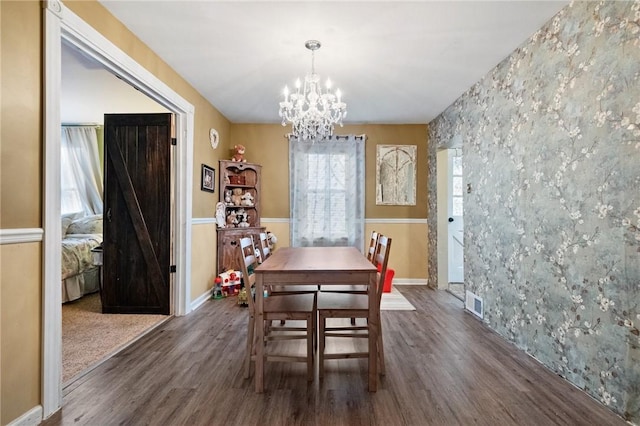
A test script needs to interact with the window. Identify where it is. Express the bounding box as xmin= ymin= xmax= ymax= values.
xmin=60 ymin=126 xmax=104 ymax=216
xmin=451 ymin=152 xmax=463 ymax=216
xmin=289 ymin=135 xmax=365 ymax=249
